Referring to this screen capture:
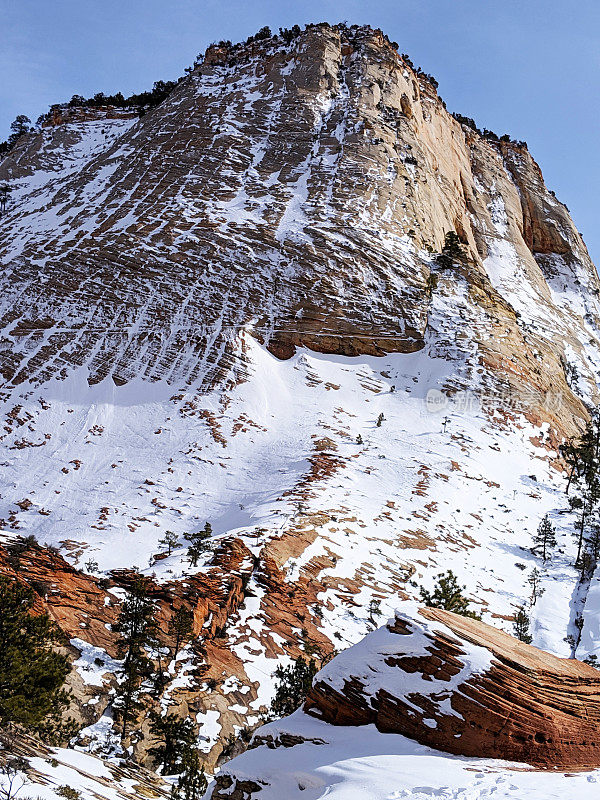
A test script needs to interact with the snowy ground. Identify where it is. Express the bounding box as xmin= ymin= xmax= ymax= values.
xmin=0 ymin=331 xmax=595 ymax=696
xmin=6 ymin=713 xmax=600 ymax=800
xmin=0 ymin=745 xmax=169 ymax=800
xmin=210 ymin=711 xmax=600 ymax=800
